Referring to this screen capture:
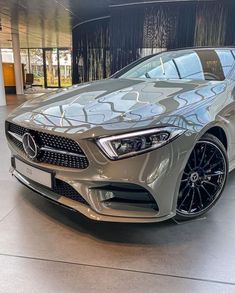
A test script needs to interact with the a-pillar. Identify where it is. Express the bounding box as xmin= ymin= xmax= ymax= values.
xmin=12 ymin=33 xmax=24 ymax=95
xmin=0 ymin=50 xmax=6 ymax=106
